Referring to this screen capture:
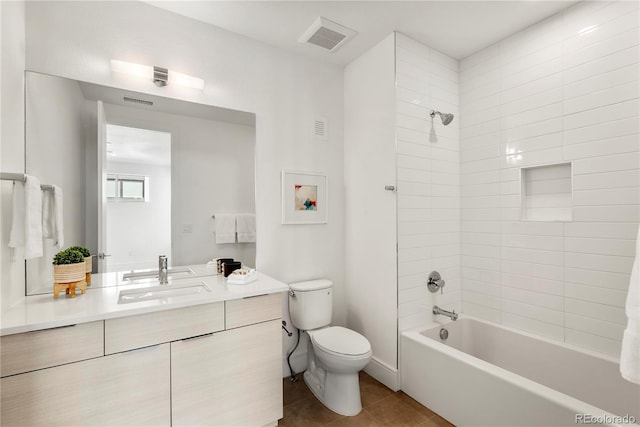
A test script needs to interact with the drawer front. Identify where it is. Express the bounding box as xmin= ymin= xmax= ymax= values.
xmin=225 ymin=293 xmax=282 ymax=329
xmin=104 ymin=302 xmax=224 ymax=354
xmin=1 ymin=343 xmax=170 ymax=427
xmin=1 ymin=321 xmax=103 ymax=377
